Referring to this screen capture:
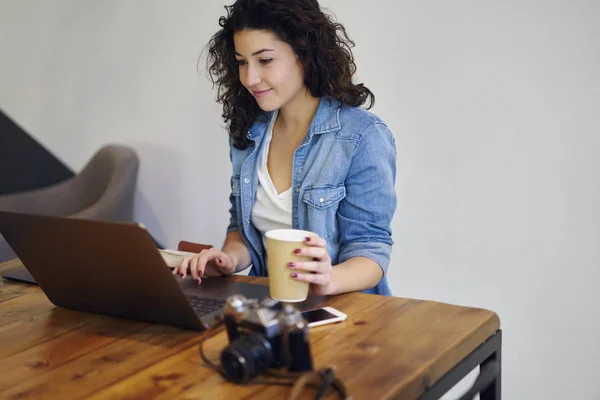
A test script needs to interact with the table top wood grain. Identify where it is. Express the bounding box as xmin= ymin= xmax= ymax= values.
xmin=0 ymin=259 xmax=500 ymax=400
